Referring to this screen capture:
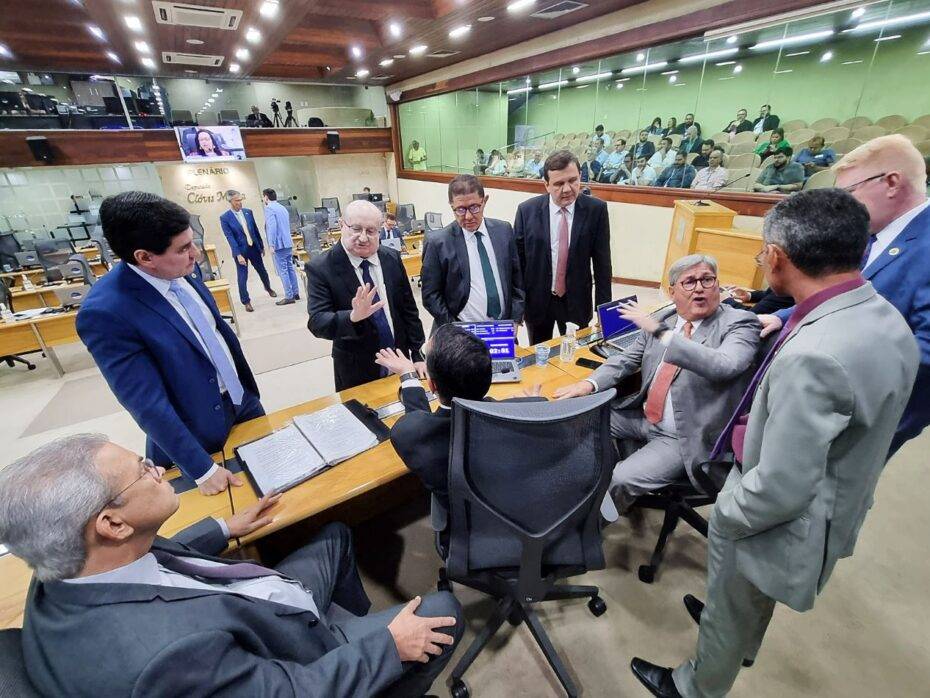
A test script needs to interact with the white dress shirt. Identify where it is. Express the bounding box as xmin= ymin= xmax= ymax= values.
xmin=460 ymin=220 xmax=505 ymax=322
xmin=64 ymin=551 xmax=321 ymax=618
xmin=631 ymin=166 xmax=657 ymax=186
xmin=233 ymin=209 xmax=254 ymax=247
xmin=342 ymin=242 xmax=395 ymax=336
xmin=548 ymin=198 xmax=575 ymax=294
xmin=866 ymin=199 xmax=930 ymax=268
xmin=649 ymin=149 xmax=677 ymax=169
